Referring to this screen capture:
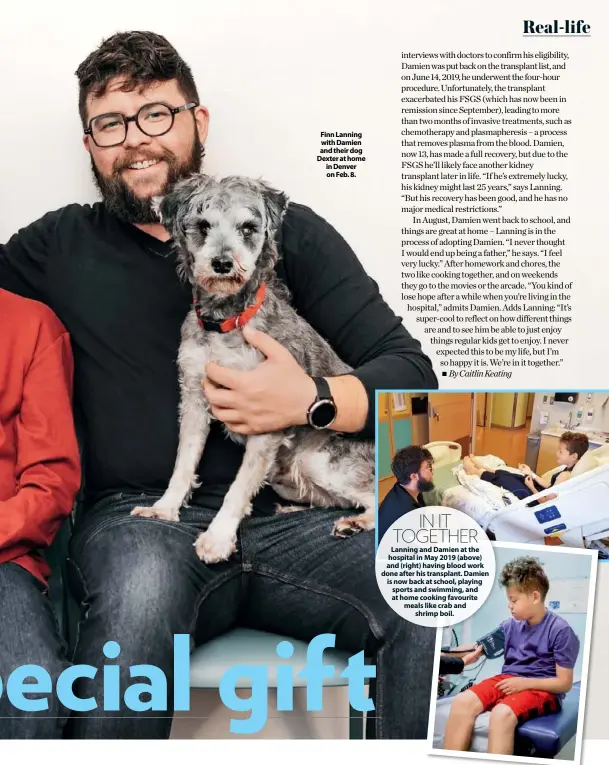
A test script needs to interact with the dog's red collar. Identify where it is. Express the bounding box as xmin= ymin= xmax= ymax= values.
xmin=193 ymin=283 xmax=266 ymax=333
